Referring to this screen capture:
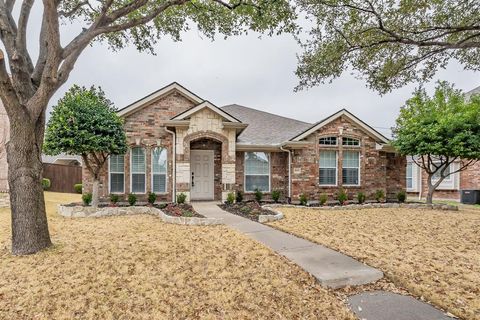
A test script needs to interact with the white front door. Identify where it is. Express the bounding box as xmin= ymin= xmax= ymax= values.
xmin=190 ymin=150 xmax=214 ymax=200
